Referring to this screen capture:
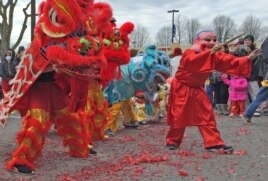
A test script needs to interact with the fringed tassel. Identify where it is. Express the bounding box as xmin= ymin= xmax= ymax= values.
xmin=86 ymin=95 xmax=109 ymax=140
xmin=55 ymin=113 xmax=90 ymax=157
xmin=7 ymin=115 xmax=51 ymax=170
xmin=6 ymin=157 xmax=35 ymax=170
